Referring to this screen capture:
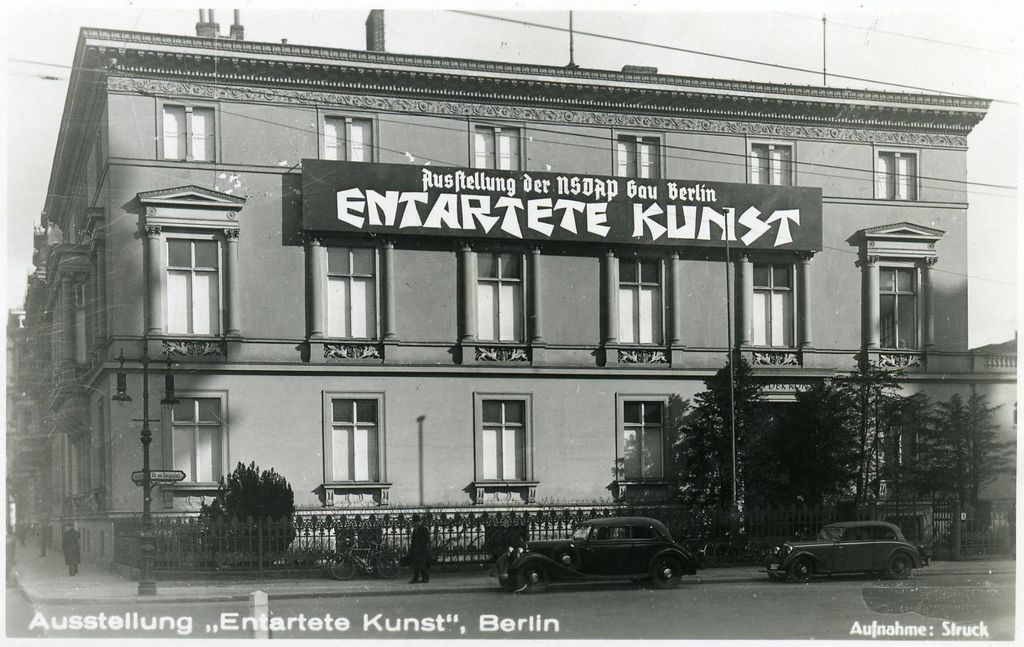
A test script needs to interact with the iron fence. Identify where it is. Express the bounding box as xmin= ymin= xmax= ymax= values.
xmin=111 ymin=498 xmax=1015 ymax=574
